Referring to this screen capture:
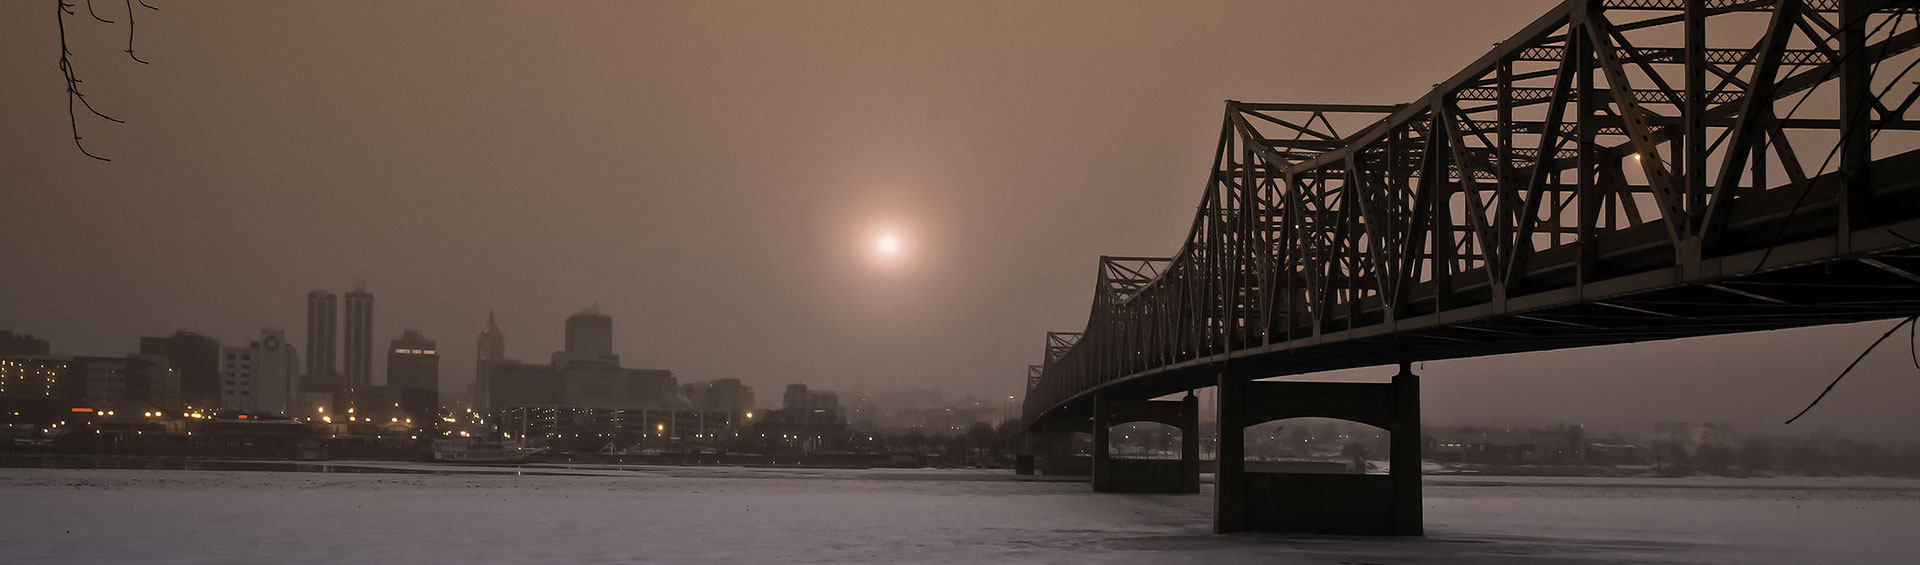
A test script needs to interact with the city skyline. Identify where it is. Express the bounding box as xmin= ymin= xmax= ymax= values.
xmin=3 ymin=1 xmax=1918 ymax=443
xmin=5 ymin=1 xmax=1920 ymax=559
